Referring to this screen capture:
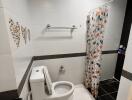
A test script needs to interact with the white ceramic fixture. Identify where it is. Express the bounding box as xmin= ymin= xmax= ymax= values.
xmin=30 ymin=66 xmax=74 ymax=100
